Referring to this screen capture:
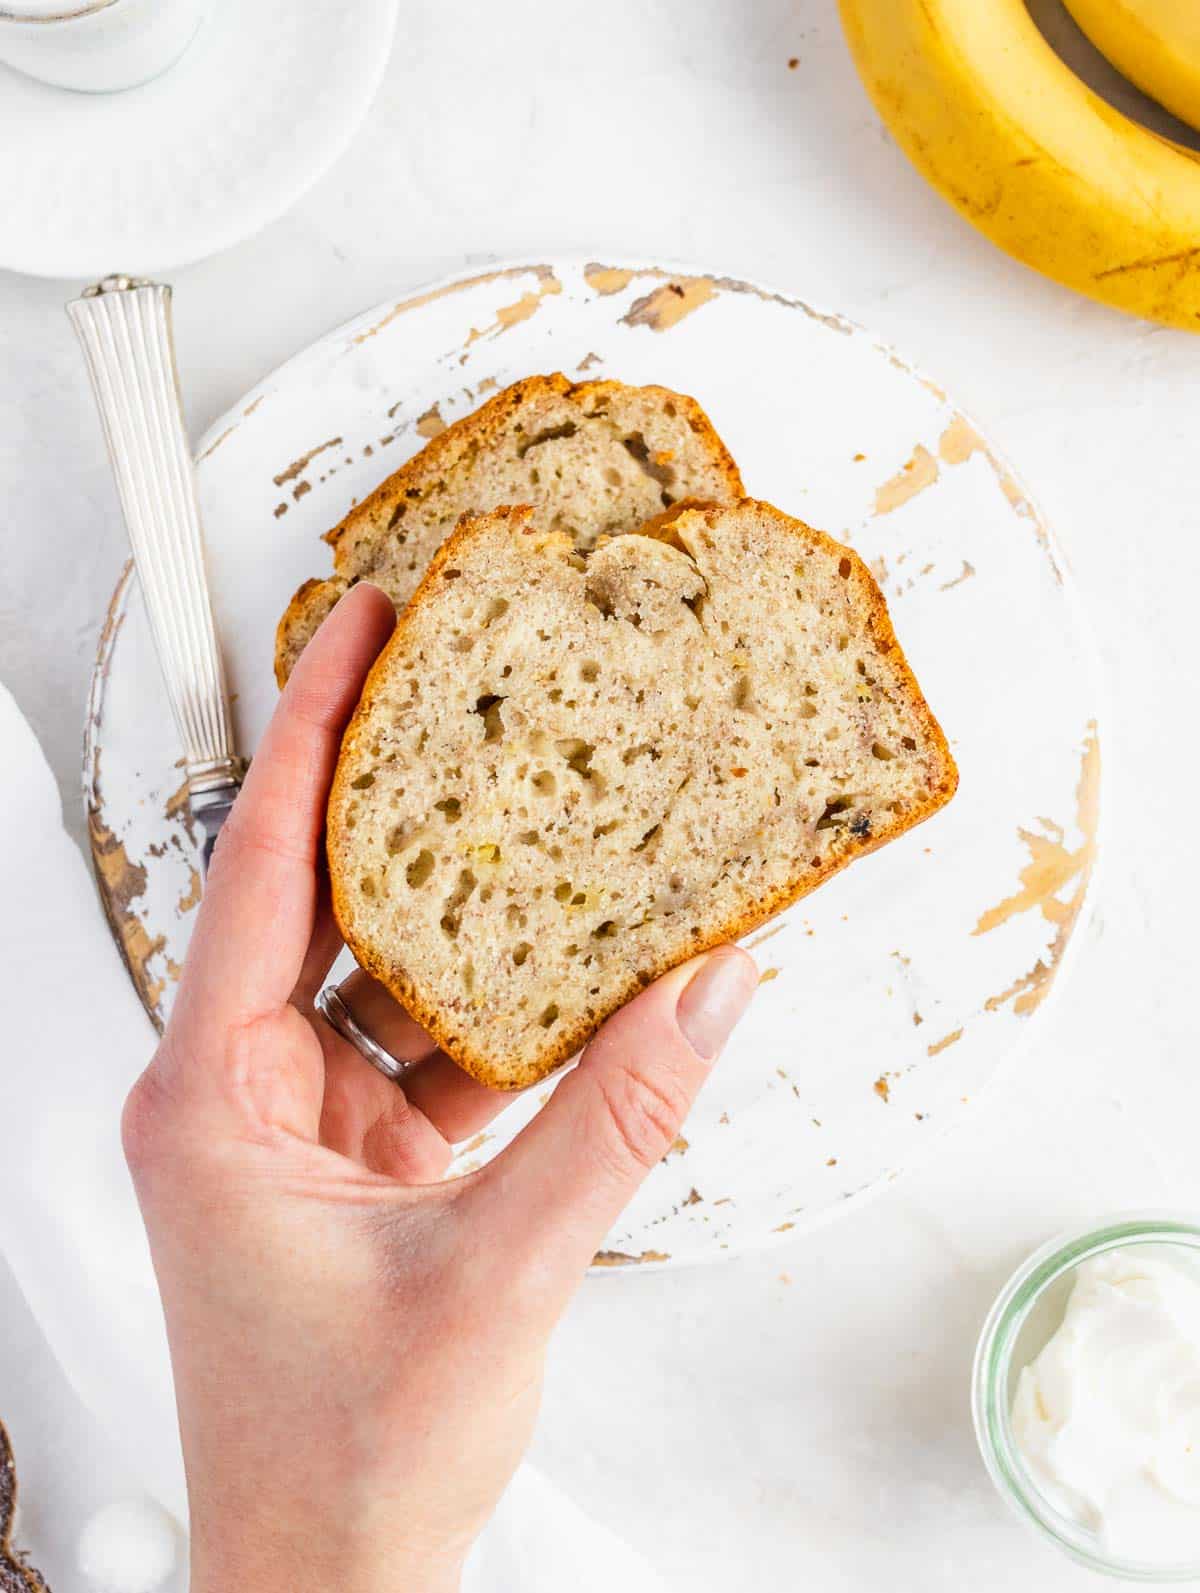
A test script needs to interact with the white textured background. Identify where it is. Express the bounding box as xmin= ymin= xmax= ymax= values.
xmin=3 ymin=1 xmax=1199 ymax=1588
